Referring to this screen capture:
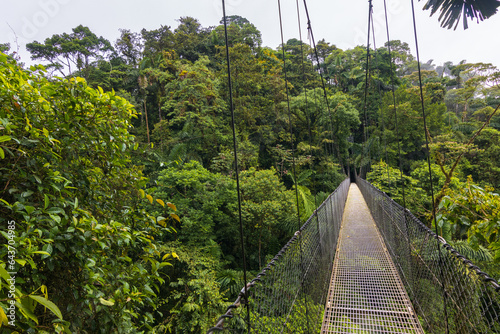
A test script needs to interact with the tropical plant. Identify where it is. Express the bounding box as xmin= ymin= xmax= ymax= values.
xmin=422 ymin=0 xmax=500 ymax=29
xmin=0 ymin=53 xmax=177 ymax=332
